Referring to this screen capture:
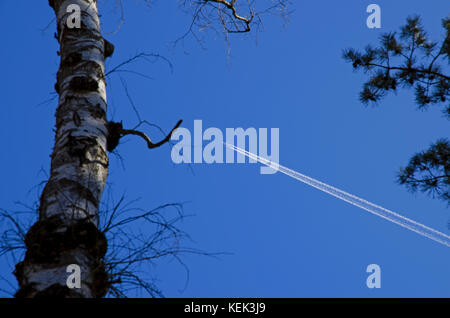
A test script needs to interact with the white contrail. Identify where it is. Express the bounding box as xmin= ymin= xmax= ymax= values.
xmin=224 ymin=142 xmax=450 ymax=248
